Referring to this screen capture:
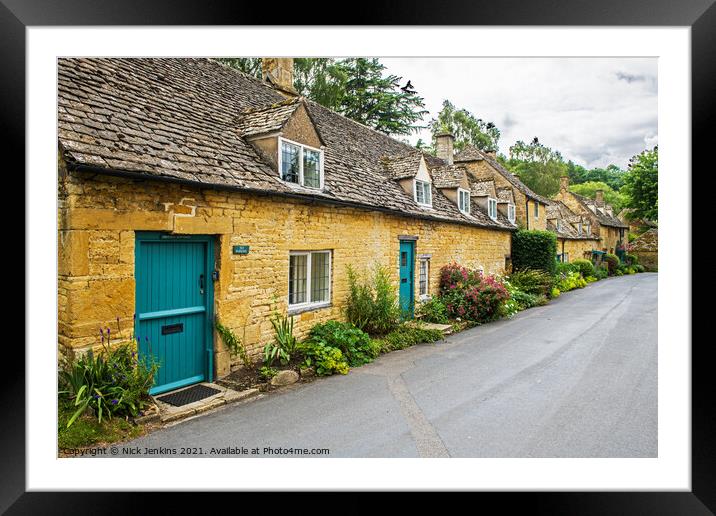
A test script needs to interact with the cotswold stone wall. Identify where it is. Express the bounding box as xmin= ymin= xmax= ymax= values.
xmin=58 ymin=166 xmax=512 ymax=377
xmin=559 ymin=238 xmax=600 ymax=262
